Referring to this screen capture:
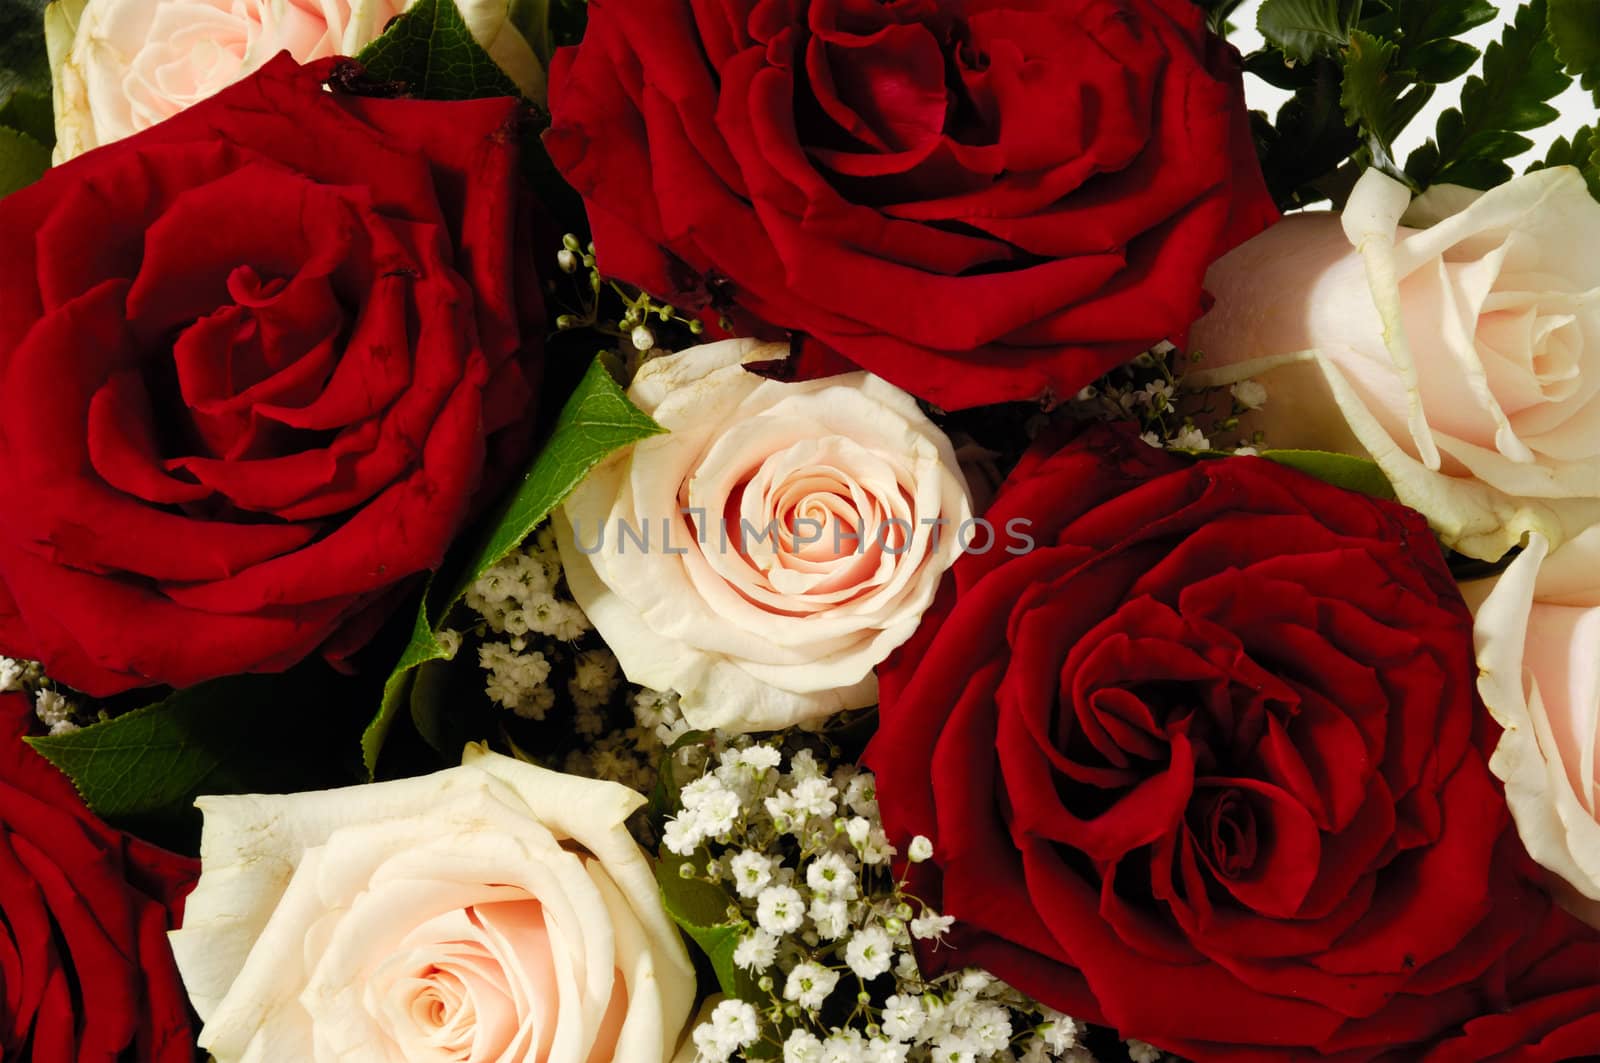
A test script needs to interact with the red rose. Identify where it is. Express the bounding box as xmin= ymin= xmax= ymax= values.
xmin=865 ymin=427 xmax=1563 ymax=1060
xmin=0 ymin=693 xmax=197 ymax=1060
xmin=1423 ymin=904 xmax=1600 ymax=1063
xmin=0 ymin=55 xmax=542 ymax=697
xmin=544 ymin=0 xmax=1276 ymax=410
